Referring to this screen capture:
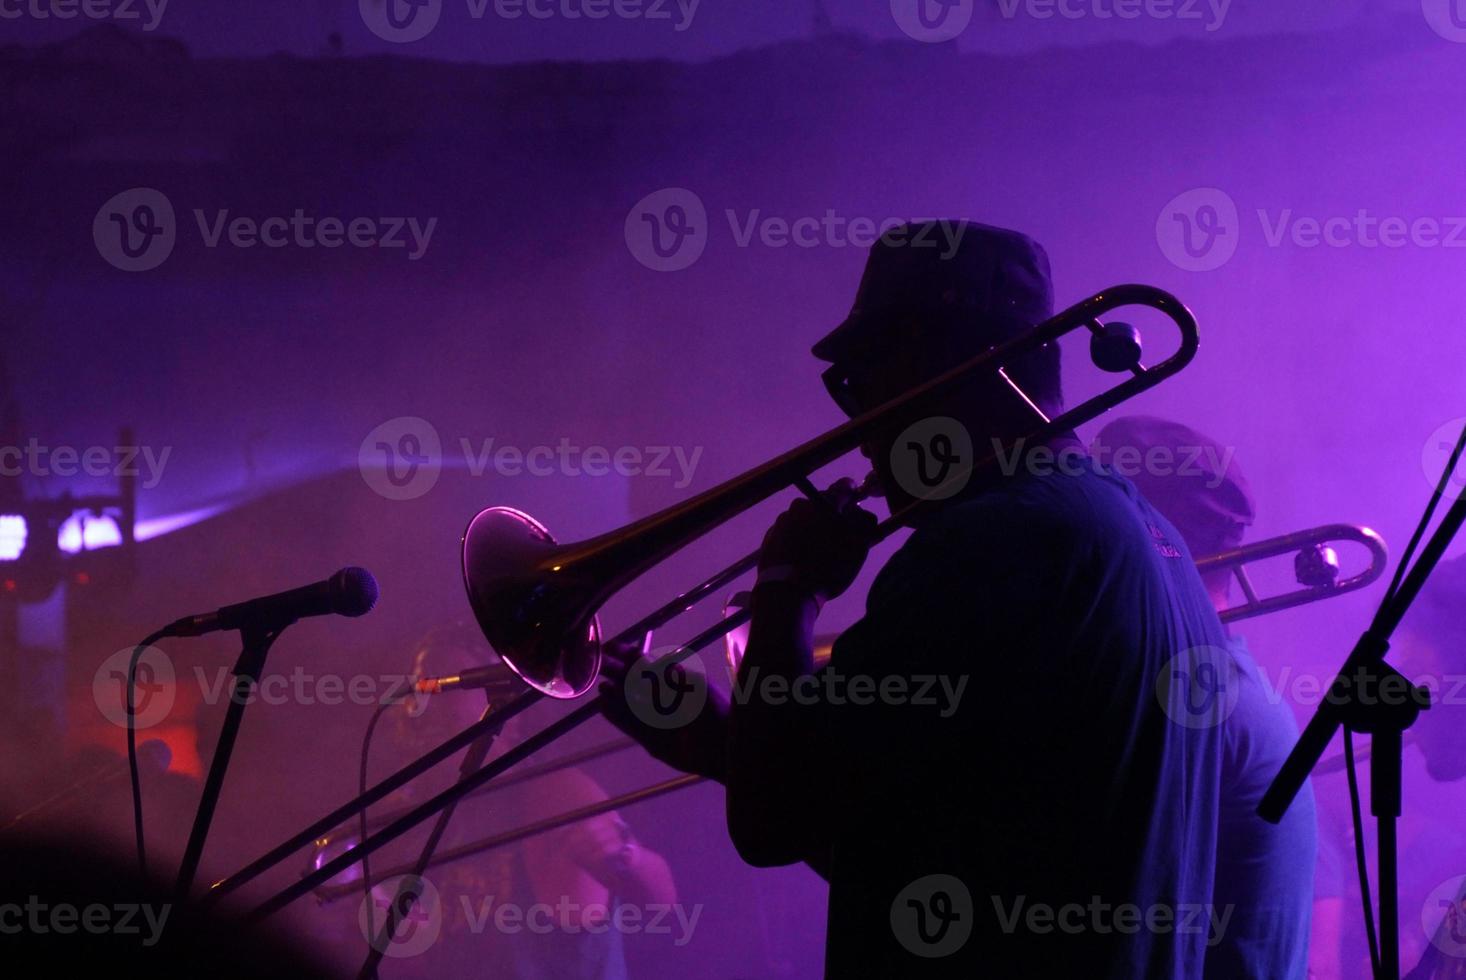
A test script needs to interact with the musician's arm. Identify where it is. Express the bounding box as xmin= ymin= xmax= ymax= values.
xmin=725 ymin=581 xmax=832 ymax=868
xmin=598 ymin=638 xmax=833 ymax=878
xmin=535 ymin=769 xmax=678 ymax=908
